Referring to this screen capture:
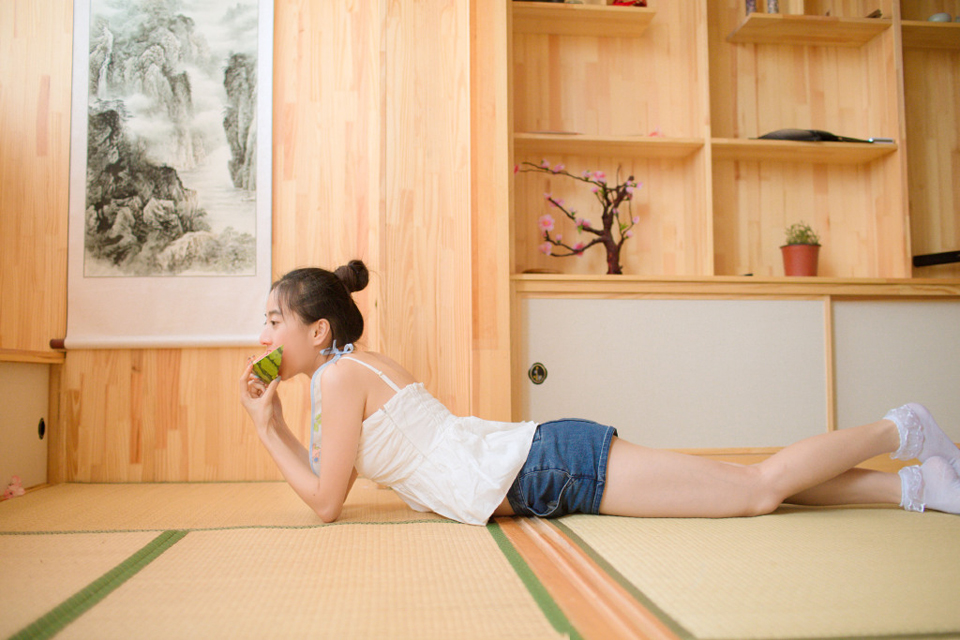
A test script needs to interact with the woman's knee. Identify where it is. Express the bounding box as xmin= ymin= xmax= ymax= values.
xmin=746 ymin=465 xmax=785 ymax=516
xmin=738 ymin=465 xmax=784 ymax=516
